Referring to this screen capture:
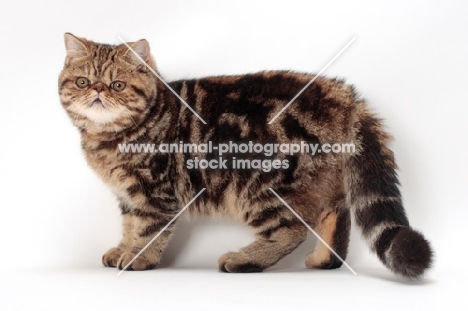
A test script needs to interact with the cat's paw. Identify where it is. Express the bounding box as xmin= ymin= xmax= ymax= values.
xmin=117 ymin=252 xmax=159 ymax=271
xmin=218 ymin=252 xmax=264 ymax=273
xmin=305 ymin=251 xmax=342 ymax=269
xmin=102 ymin=247 xmax=123 ymax=267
